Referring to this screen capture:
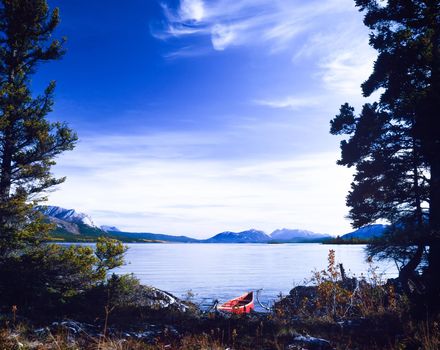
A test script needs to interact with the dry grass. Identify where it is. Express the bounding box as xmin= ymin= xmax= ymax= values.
xmin=1 ymin=309 xmax=440 ymax=350
xmin=0 ymin=325 xmax=229 ymax=350
xmin=1 ymin=250 xmax=439 ymax=350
